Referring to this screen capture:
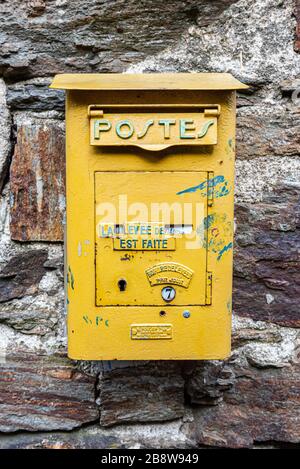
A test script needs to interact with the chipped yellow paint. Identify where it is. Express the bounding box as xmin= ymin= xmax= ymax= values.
xmin=51 ymin=73 xmax=247 ymax=360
